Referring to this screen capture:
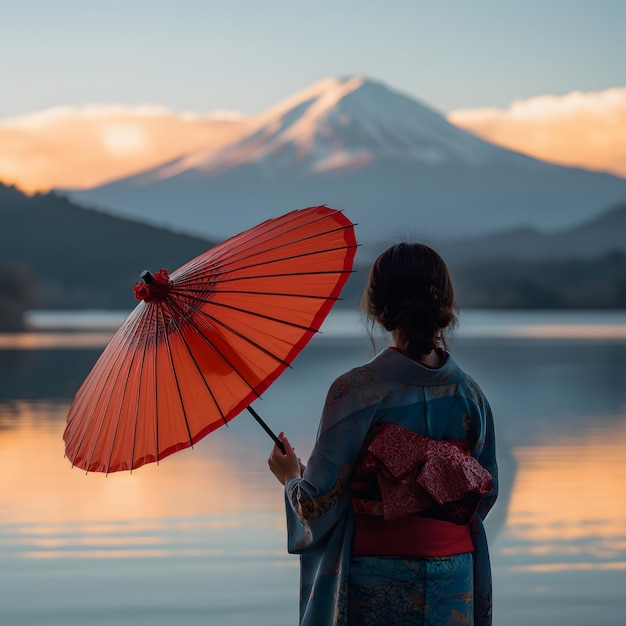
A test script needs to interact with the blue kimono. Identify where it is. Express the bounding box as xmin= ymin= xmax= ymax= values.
xmin=283 ymin=347 xmax=498 ymax=626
